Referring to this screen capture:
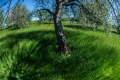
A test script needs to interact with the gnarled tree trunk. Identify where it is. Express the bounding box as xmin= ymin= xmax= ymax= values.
xmin=53 ymin=1 xmax=69 ymax=55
